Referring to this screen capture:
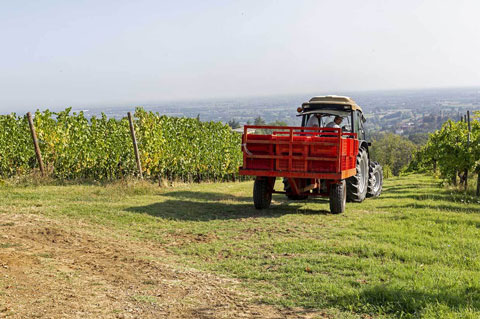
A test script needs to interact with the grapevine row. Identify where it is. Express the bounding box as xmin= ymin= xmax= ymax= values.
xmin=409 ymin=111 xmax=480 ymax=193
xmin=0 ymin=108 xmax=242 ymax=181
